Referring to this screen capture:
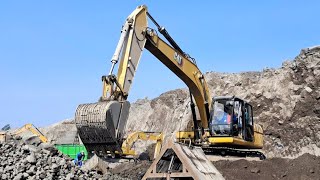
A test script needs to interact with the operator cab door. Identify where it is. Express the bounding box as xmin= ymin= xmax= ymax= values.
xmin=243 ymin=103 xmax=254 ymax=142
